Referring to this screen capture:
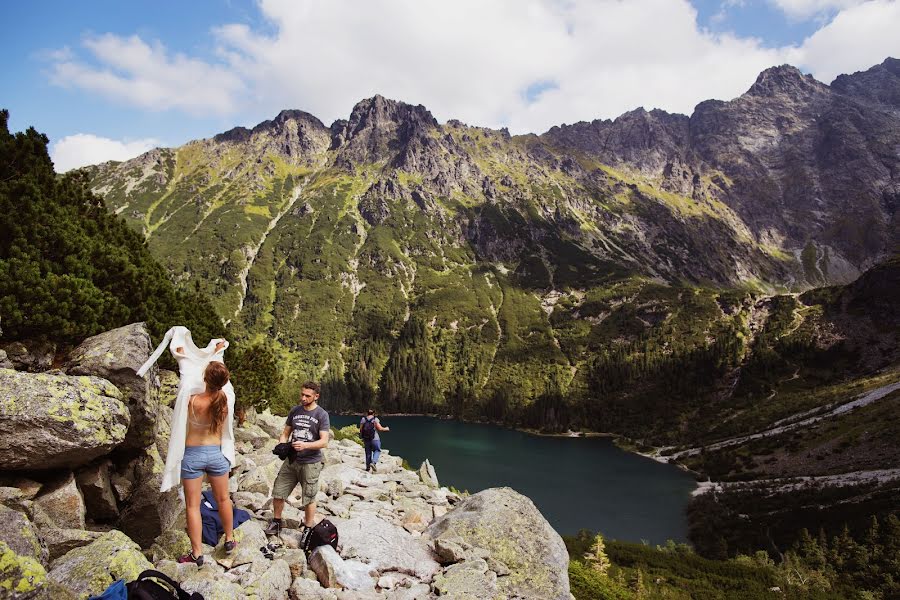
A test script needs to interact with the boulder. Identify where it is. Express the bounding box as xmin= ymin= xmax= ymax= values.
xmin=424 ymin=487 xmax=571 ymax=600
xmin=157 ymin=369 xmax=180 ymax=407
xmin=432 ymin=558 xmax=498 ymax=599
xmin=75 ymin=460 xmax=119 ymax=521
xmin=0 ymin=340 xmax=56 ymax=372
xmin=0 ymin=369 xmax=130 ymax=470
xmin=235 ymin=423 xmax=272 ymax=448
xmin=290 ymin=576 xmax=339 ymax=599
xmin=0 ymin=486 xmax=36 ymax=516
xmin=256 ymin=409 xmax=286 ymax=439
xmin=180 ymin=570 xmax=248 ymax=599
xmin=47 ymin=530 xmax=153 ymax=598
xmin=117 ymin=446 xmax=181 ymax=547
xmin=232 ymin=491 xmax=270 ymax=513
xmin=212 ymin=519 xmax=268 ymax=569
xmin=33 ymin=473 xmax=86 ymax=530
xmin=308 ymin=544 xmax=374 ymax=591
xmin=148 ymin=529 xmax=191 ymax=562
xmin=66 ymin=322 xmax=158 ymax=450
xmin=334 ymin=515 xmax=440 ymax=580
xmin=0 ymin=540 xmax=59 ymax=600
xmin=418 ymin=460 xmax=439 ymax=488
xmin=0 ymin=506 xmax=46 ymax=565
xmin=245 ymin=557 xmax=291 ymax=600
xmin=238 ymin=459 xmax=282 ymax=496
xmin=40 ymin=528 xmax=103 ymax=562
xmin=0 ymin=349 xmax=13 ymax=369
